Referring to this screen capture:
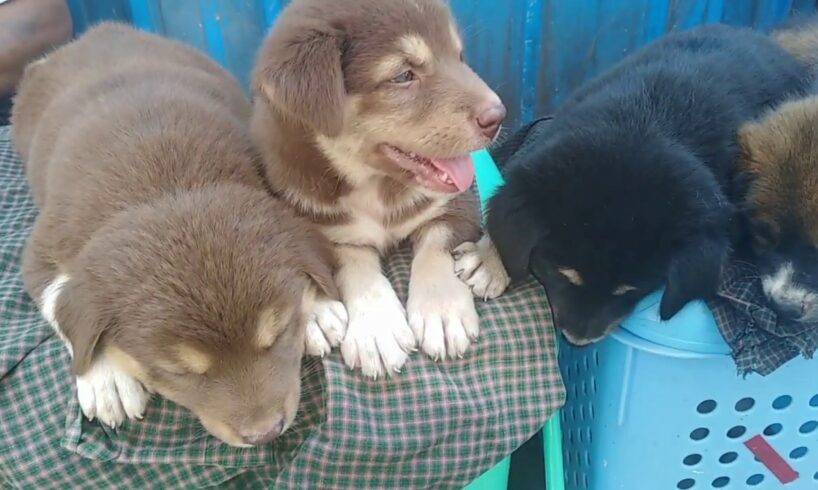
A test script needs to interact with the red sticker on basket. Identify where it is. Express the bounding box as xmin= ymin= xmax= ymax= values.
xmin=744 ymin=435 xmax=799 ymax=484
